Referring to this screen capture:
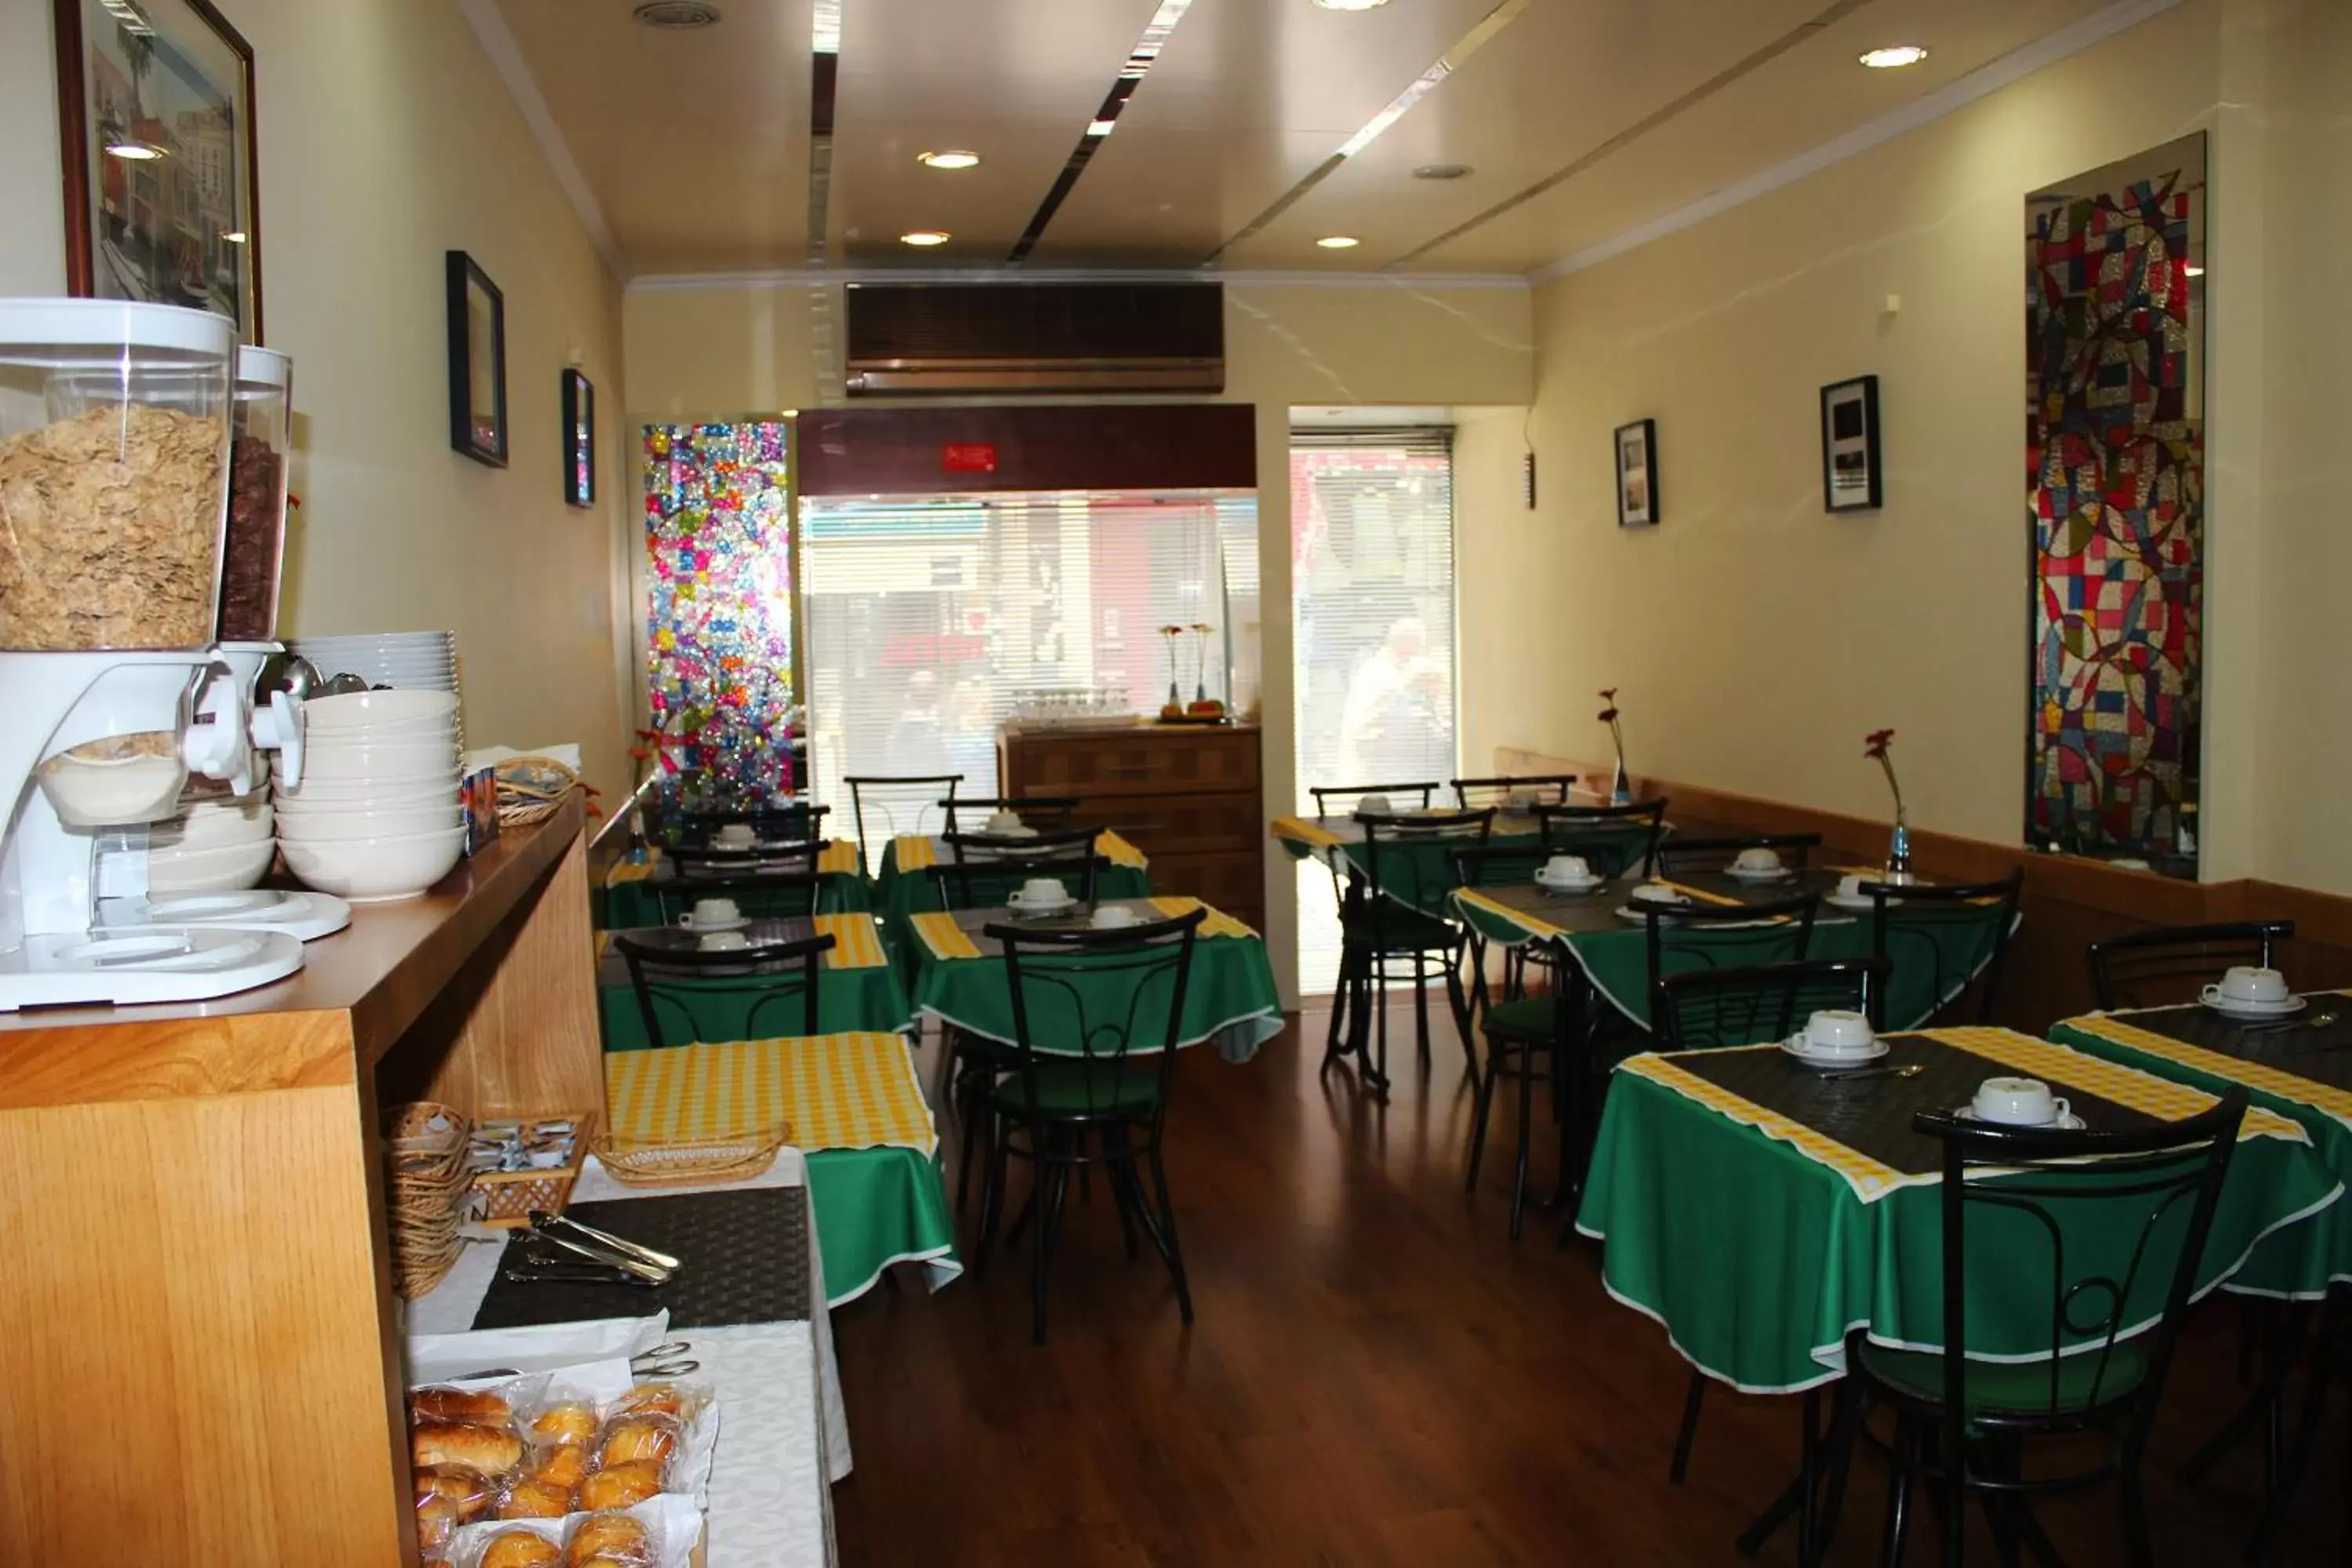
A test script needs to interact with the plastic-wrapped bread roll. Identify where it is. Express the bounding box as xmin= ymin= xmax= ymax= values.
xmin=529 ymin=1441 xmax=589 ymax=1493
xmin=574 ymin=1461 xmax=662 ymax=1512
xmin=411 ymin=1420 xmax=524 ymax=1477
xmin=593 ymin=1417 xmax=678 ymax=1471
xmin=409 ymin=1386 xmax=514 ymax=1425
xmin=528 ymin=1400 xmax=597 ymax=1447
xmin=480 ymin=1531 xmax=563 ymax=1568
xmin=564 ymin=1512 xmax=653 ymax=1568
xmin=495 ymin=1479 xmax=572 ymax=1519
